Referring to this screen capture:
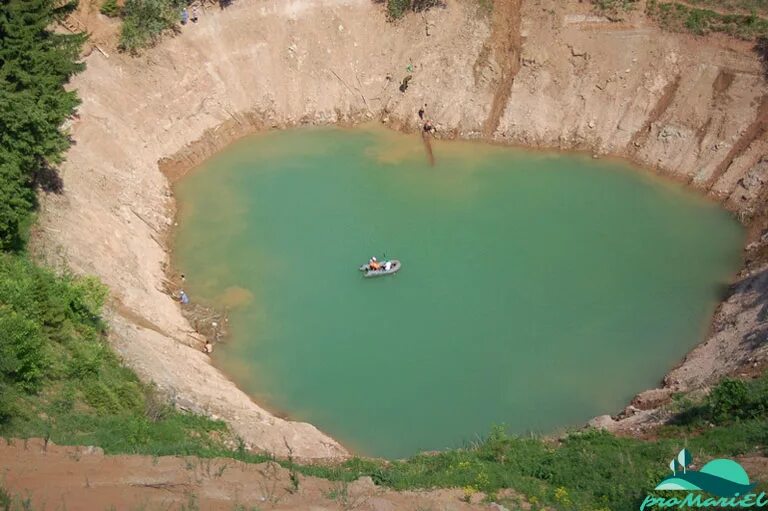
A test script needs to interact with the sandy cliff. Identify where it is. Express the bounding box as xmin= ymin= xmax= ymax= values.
xmin=35 ymin=0 xmax=768 ymax=457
